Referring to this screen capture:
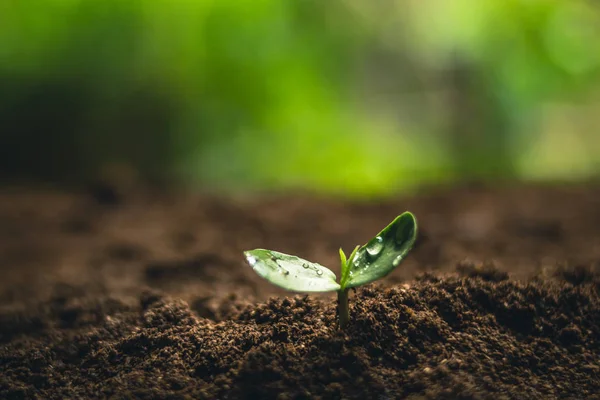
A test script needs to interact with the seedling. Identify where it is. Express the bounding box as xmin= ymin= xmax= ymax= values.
xmin=243 ymin=212 xmax=417 ymax=328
